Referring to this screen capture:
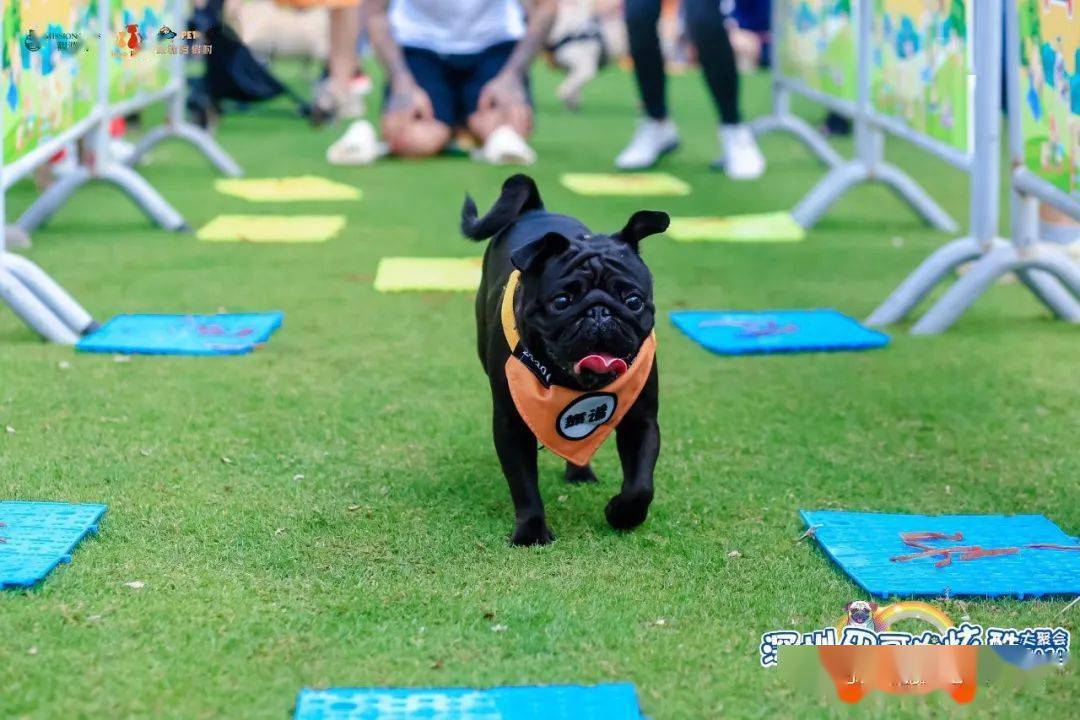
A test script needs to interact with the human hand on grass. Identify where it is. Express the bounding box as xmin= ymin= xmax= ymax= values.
xmin=478 ymin=72 xmax=528 ymax=114
xmin=385 ymin=75 xmax=435 ymax=123
xmin=476 ymin=72 xmax=533 ymax=136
